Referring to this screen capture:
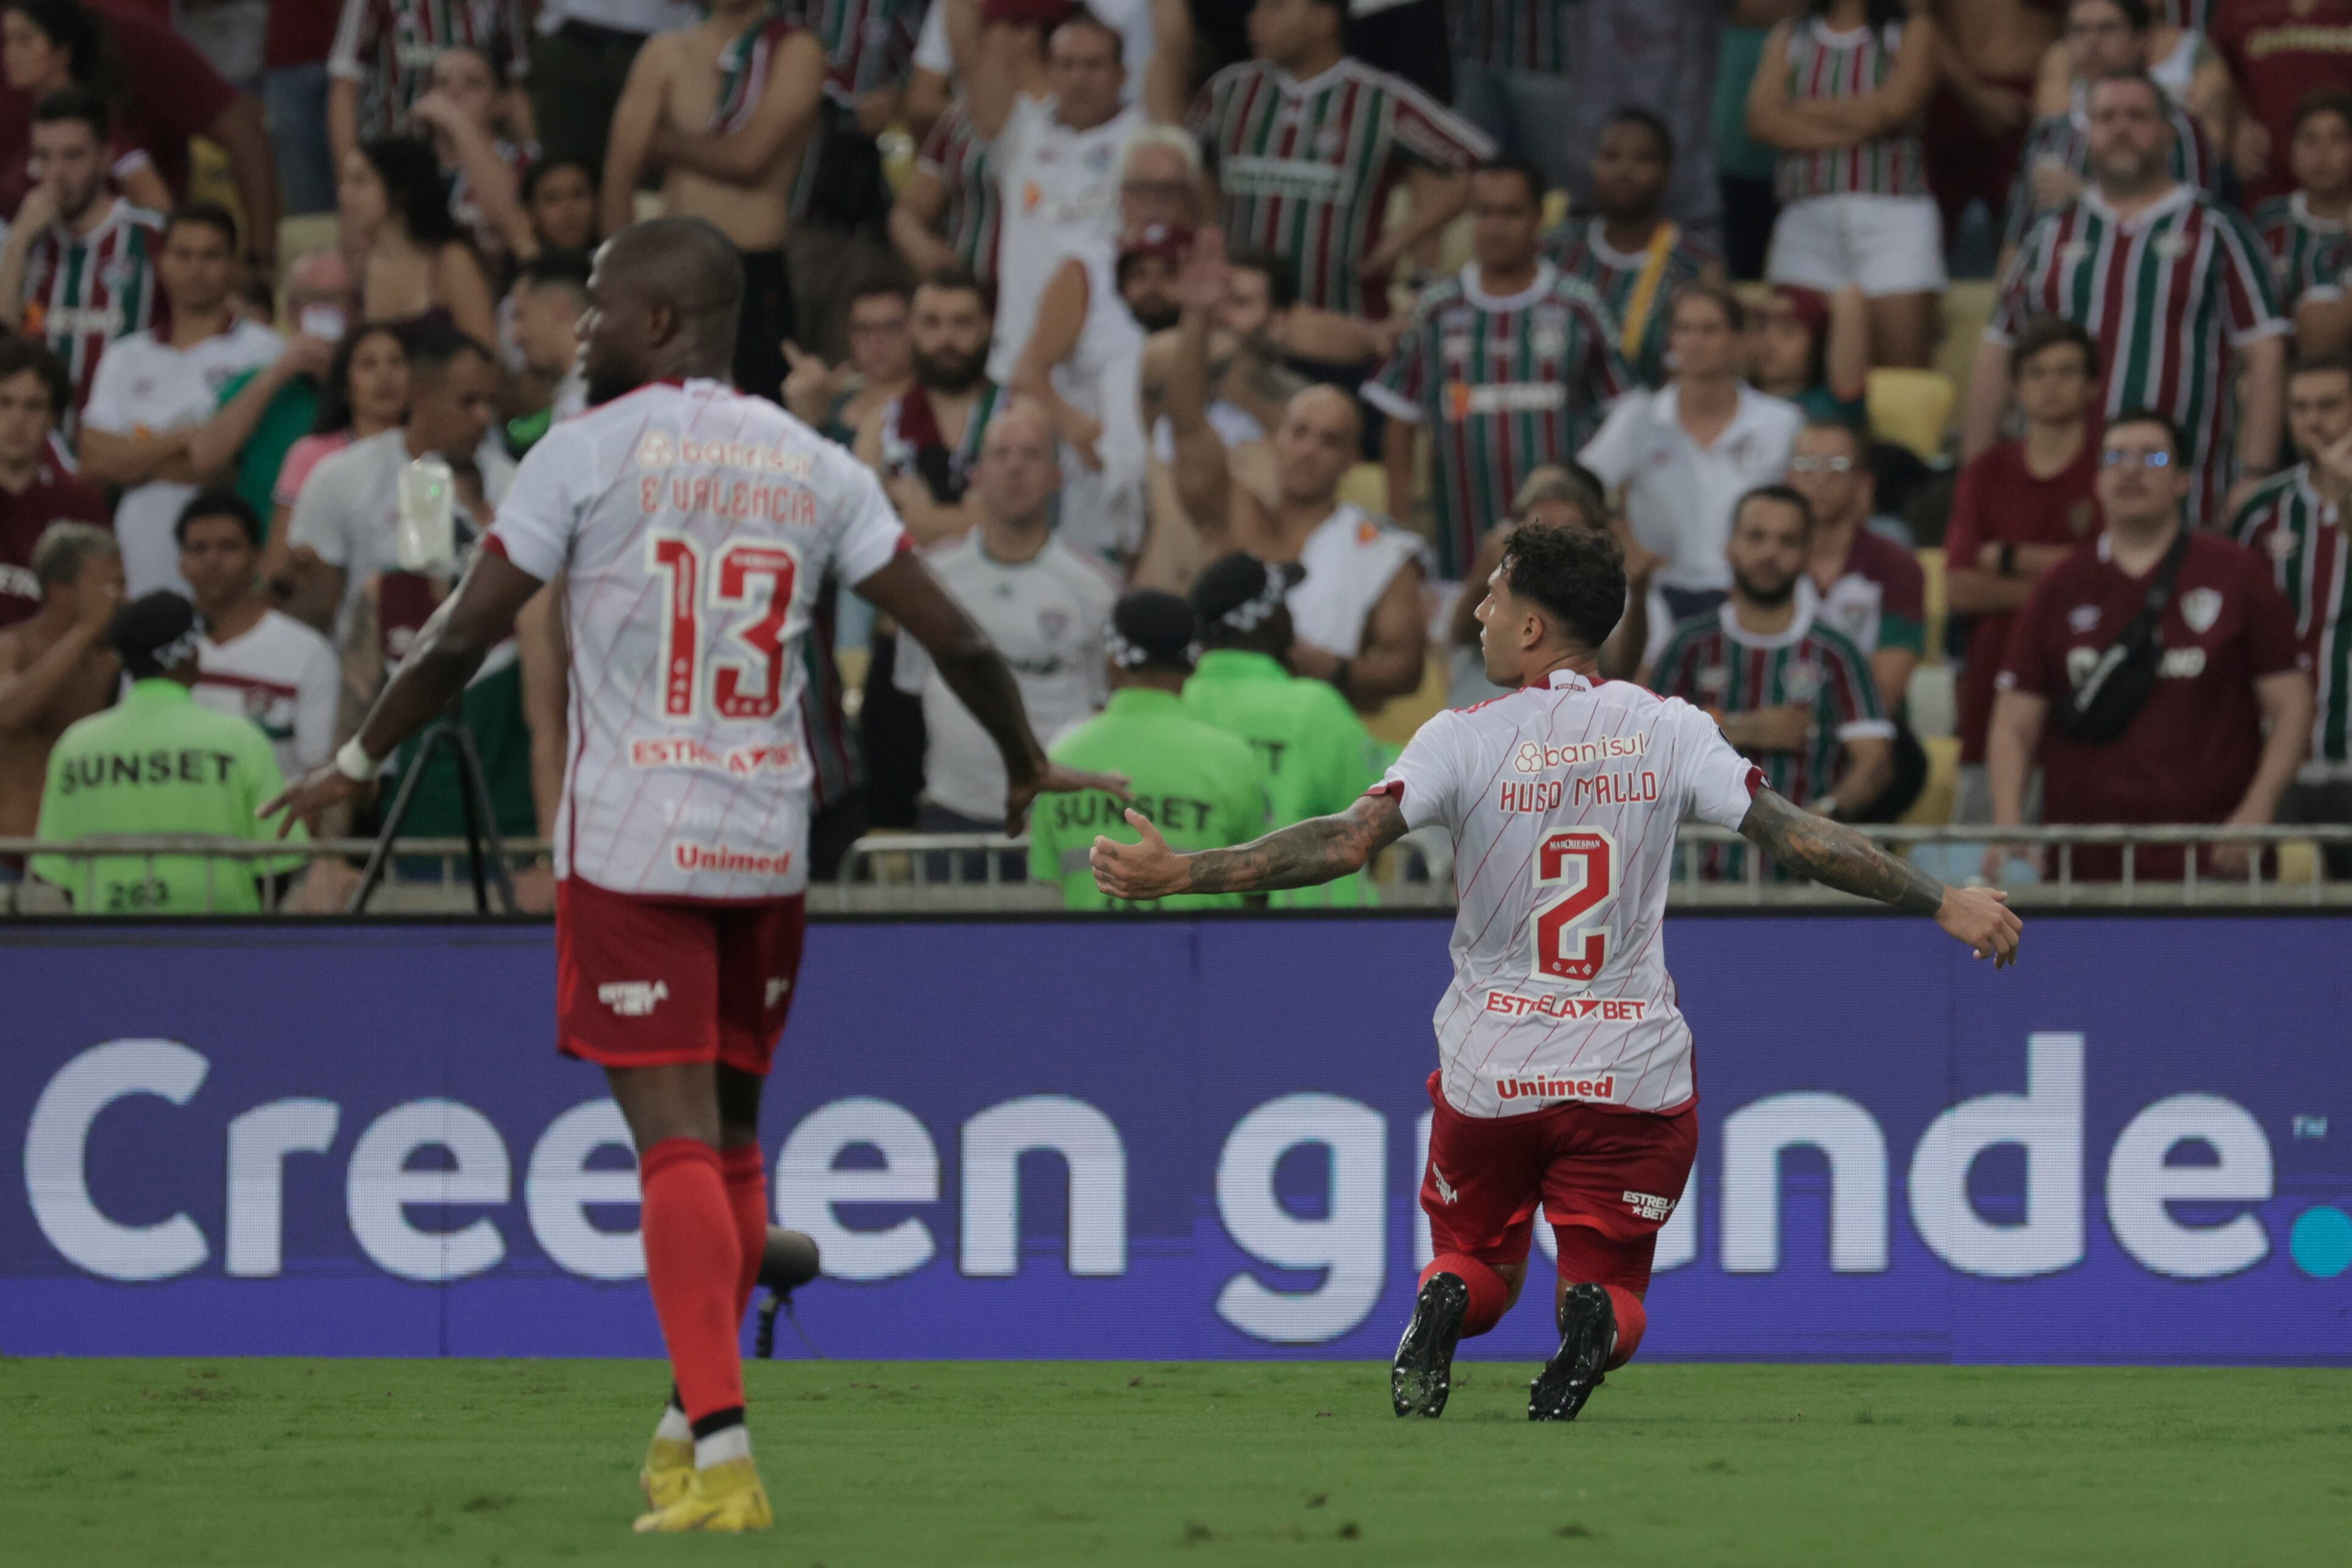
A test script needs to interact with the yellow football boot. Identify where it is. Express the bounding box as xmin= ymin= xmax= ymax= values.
xmin=638 ymin=1436 xmax=694 ymax=1511
xmin=631 ymin=1457 xmax=774 ymax=1533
